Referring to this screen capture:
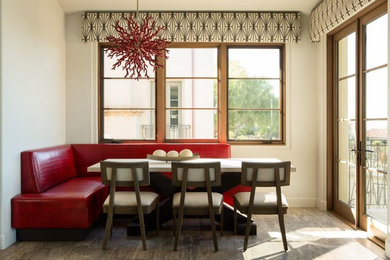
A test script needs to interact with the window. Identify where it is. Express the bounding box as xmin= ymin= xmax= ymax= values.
xmin=228 ymin=47 xmax=283 ymax=142
xmin=100 ymin=47 xmax=156 ymax=141
xmin=165 ymin=48 xmax=218 ymax=140
xmin=99 ymin=43 xmax=285 ymax=144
